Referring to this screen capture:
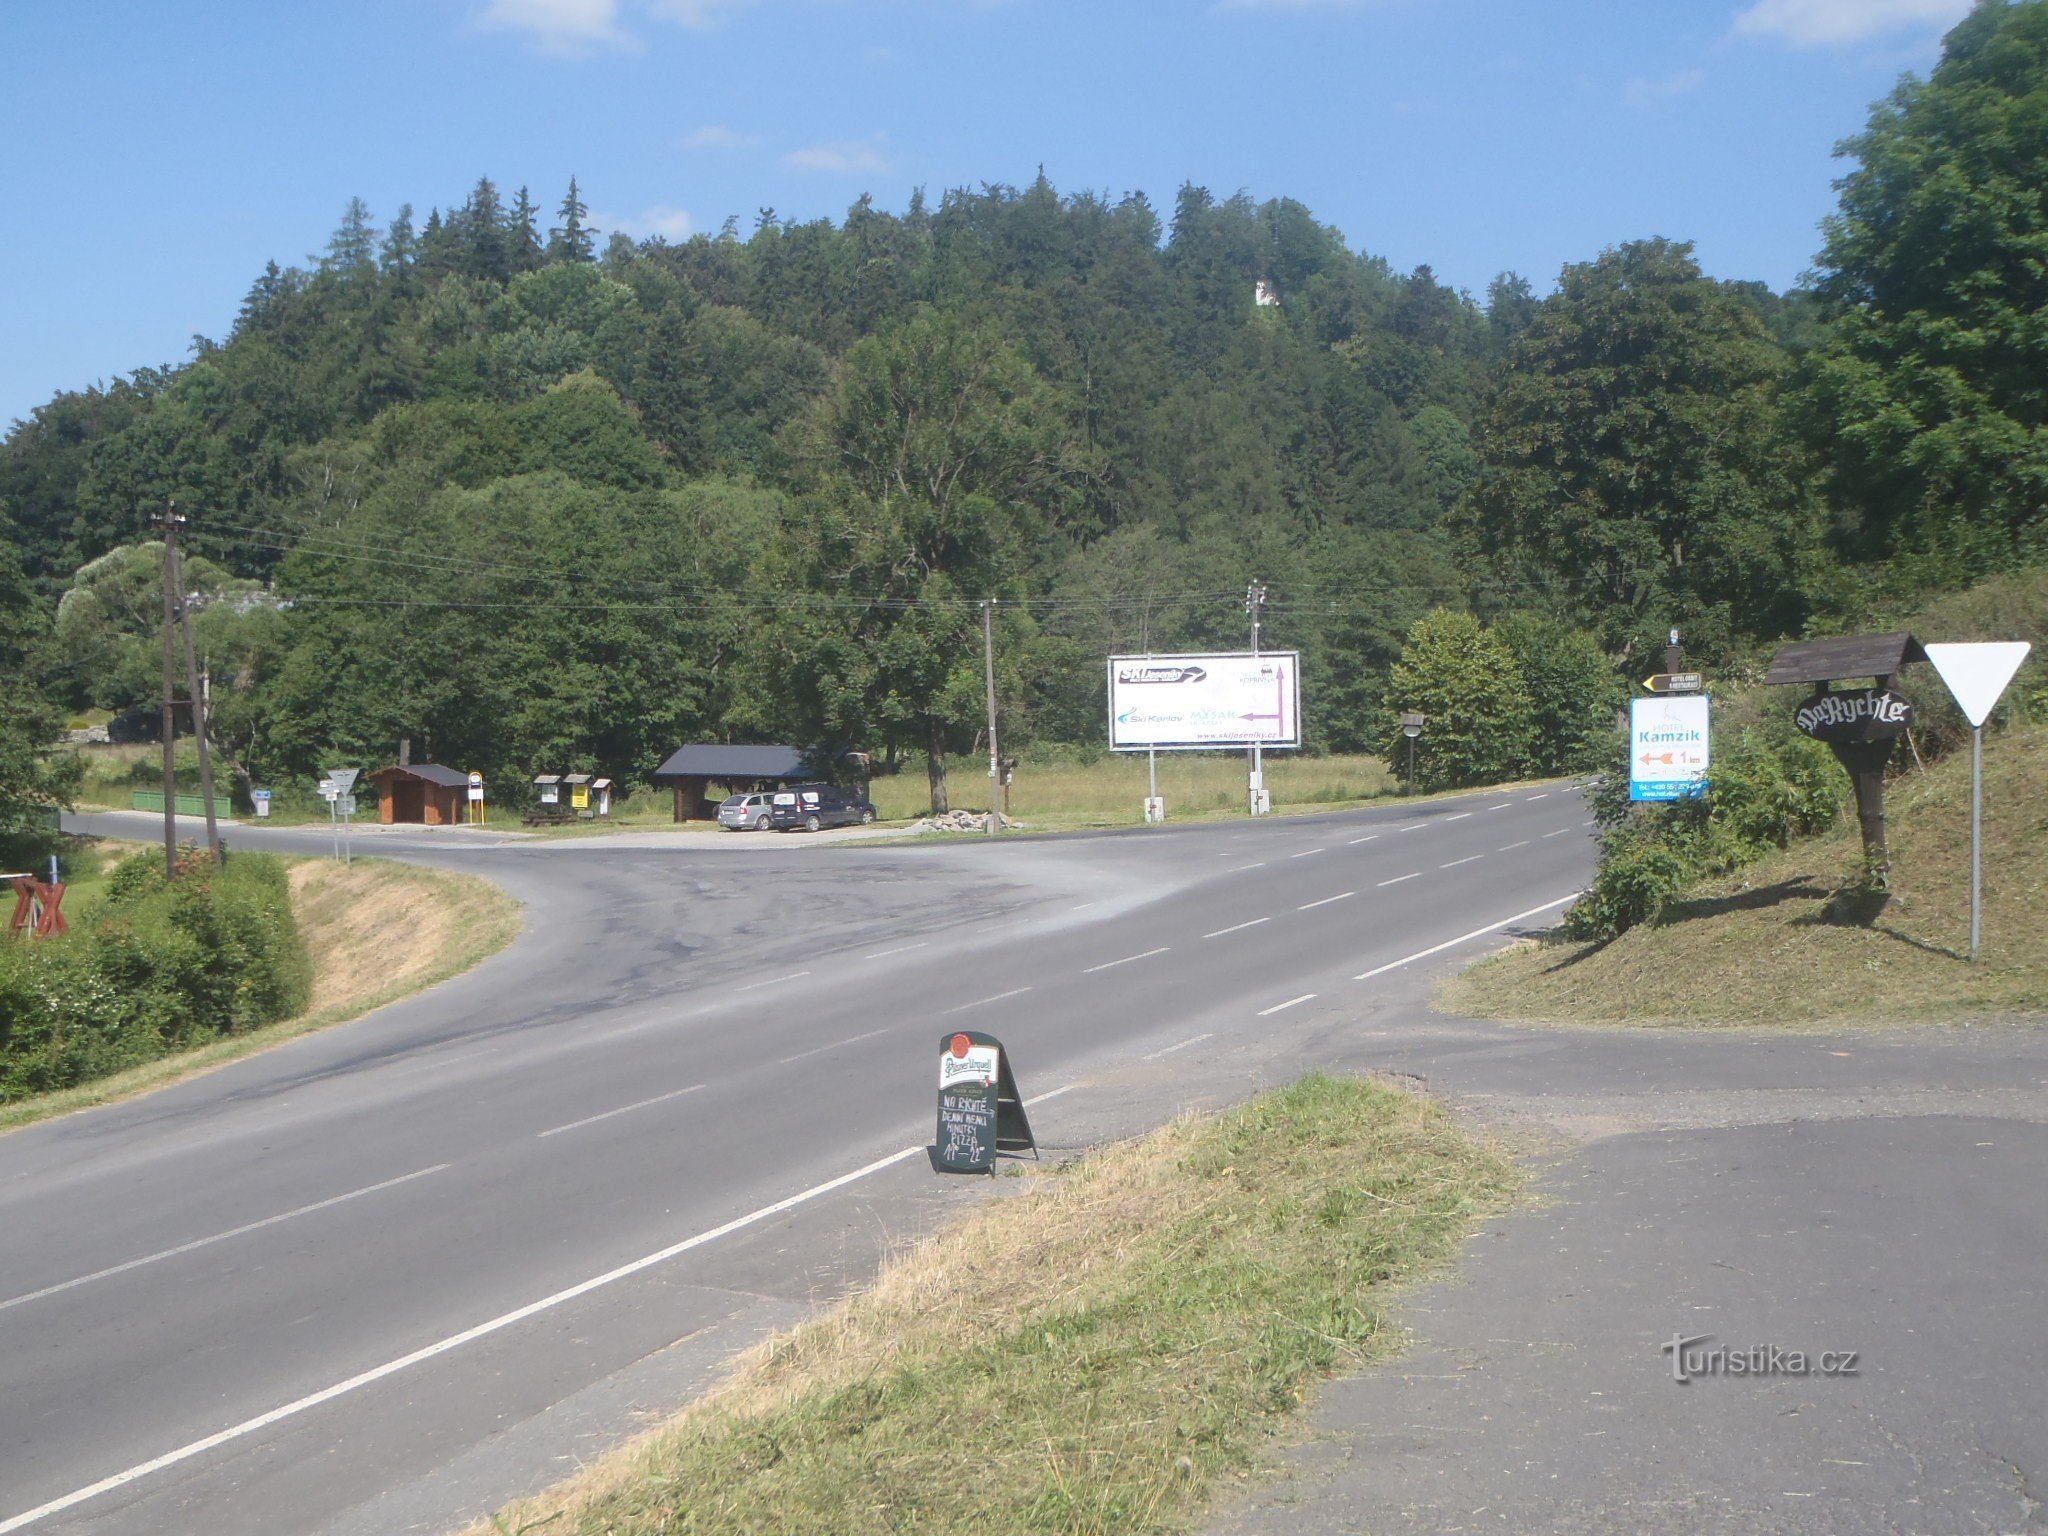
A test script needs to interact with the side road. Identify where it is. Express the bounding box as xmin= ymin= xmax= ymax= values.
xmin=1189 ymin=995 xmax=2048 ymax=1535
